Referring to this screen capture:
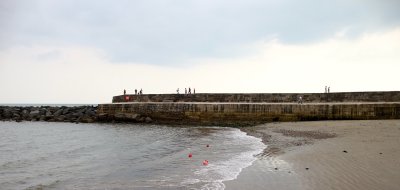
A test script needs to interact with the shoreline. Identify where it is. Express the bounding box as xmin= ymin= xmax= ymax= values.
xmin=225 ymin=120 xmax=400 ymax=190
